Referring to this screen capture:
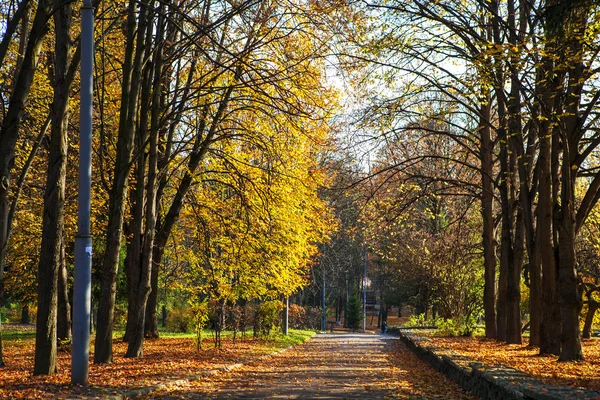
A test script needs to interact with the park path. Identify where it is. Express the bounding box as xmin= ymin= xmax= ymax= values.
xmin=148 ymin=333 xmax=475 ymax=399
